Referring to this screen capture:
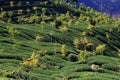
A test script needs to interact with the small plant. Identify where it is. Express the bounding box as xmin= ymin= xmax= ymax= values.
xmin=22 ymin=56 xmax=39 ymax=68
xmin=22 ymin=51 xmax=40 ymax=68
xmin=7 ymin=18 xmax=12 ymax=23
xmin=0 ymin=11 xmax=7 ymax=19
xmin=6 ymin=26 xmax=20 ymax=39
xmin=67 ymin=19 xmax=72 ymax=27
xmin=73 ymin=37 xmax=94 ymax=51
xmin=8 ymin=11 xmax=13 ymax=18
xmin=33 ymin=6 xmax=38 ymax=15
xmin=105 ymin=32 xmax=110 ymax=41
xmin=35 ymin=34 xmax=43 ymax=41
xmin=80 ymin=37 xmax=89 ymax=45
xmin=17 ymin=9 xmax=23 ymax=15
xmin=50 ymin=21 xmax=56 ymax=29
xmin=40 ymin=21 xmax=45 ymax=33
xmin=10 ymin=1 xmax=14 ymax=7
xmin=26 ymin=8 xmax=30 ymax=16
xmin=22 ymin=49 xmax=47 ymax=68
xmin=0 ymin=7 xmax=3 ymax=11
xmin=117 ymin=49 xmax=120 ymax=57
xmin=94 ymin=44 xmax=106 ymax=55
xmin=87 ymin=24 xmax=96 ymax=30
xmin=78 ymin=50 xmax=91 ymax=60
xmin=65 ymin=11 xmax=70 ymax=19
xmin=109 ymin=28 xmax=113 ymax=32
xmin=73 ymin=38 xmax=79 ymax=49
xmin=33 ymin=6 xmax=37 ymax=11
xmin=61 ymin=44 xmax=67 ymax=57
xmin=81 ymin=31 xmax=88 ymax=36
xmin=80 ymin=37 xmax=94 ymax=51
xmin=20 ymin=50 xmax=42 ymax=79
xmin=79 ymin=14 xmax=83 ymax=20
xmin=7 ymin=11 xmax=13 ymax=22
xmin=41 ymin=8 xmax=46 ymax=15
xmin=75 ymin=21 xmax=79 ymax=26
xmin=59 ymin=26 xmax=68 ymax=32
